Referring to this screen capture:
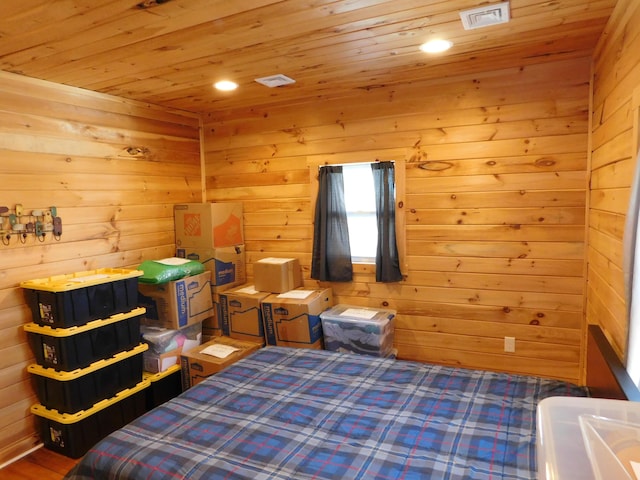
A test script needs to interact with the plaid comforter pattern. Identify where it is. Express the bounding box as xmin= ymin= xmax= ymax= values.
xmin=64 ymin=347 xmax=586 ymax=480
